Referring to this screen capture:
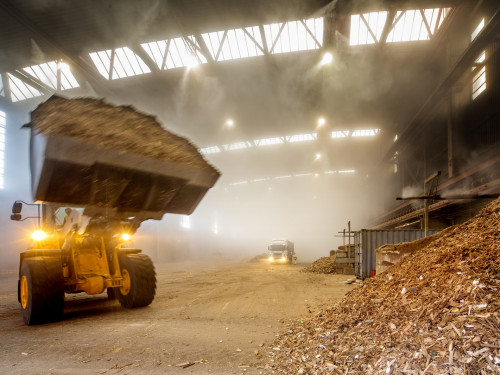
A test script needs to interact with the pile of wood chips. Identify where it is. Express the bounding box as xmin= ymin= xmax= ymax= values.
xmin=29 ymin=95 xmax=216 ymax=171
xmin=302 ymin=256 xmax=338 ymax=274
xmin=268 ymin=198 xmax=499 ymax=374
